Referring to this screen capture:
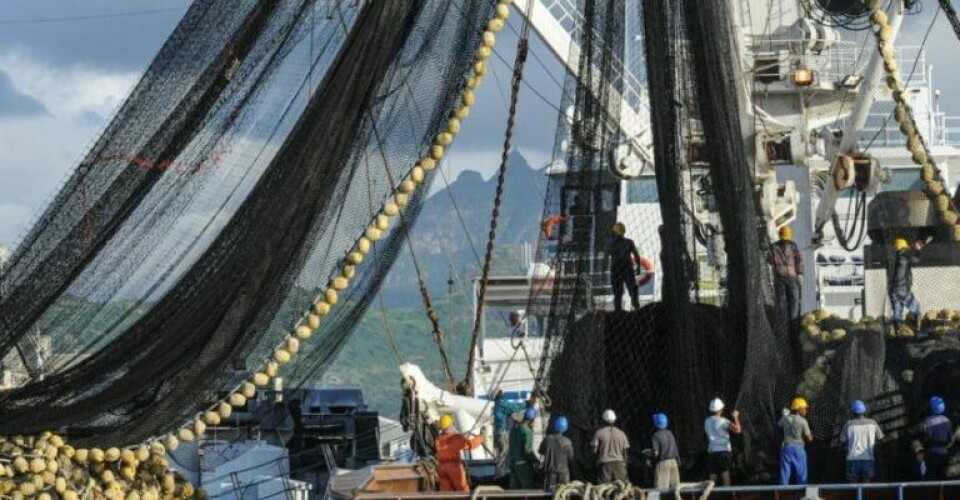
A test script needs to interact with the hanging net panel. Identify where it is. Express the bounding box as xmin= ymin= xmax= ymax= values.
xmin=531 ymin=0 xmax=794 ymax=480
xmin=0 ymin=0 xmax=497 ymax=446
